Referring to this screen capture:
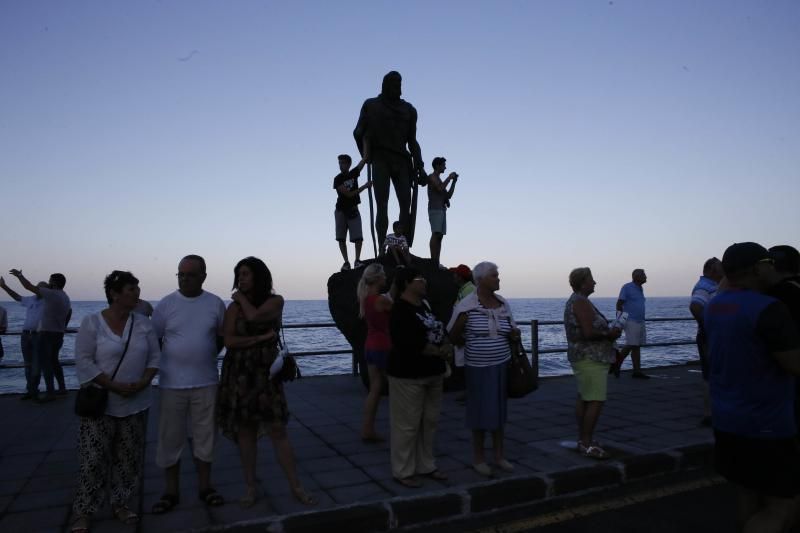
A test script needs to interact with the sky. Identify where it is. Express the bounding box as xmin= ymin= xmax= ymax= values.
xmin=1 ymin=0 xmax=798 ymax=301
